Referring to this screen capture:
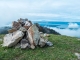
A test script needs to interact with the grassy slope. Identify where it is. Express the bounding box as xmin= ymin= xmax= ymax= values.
xmin=0 ymin=34 xmax=80 ymax=60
